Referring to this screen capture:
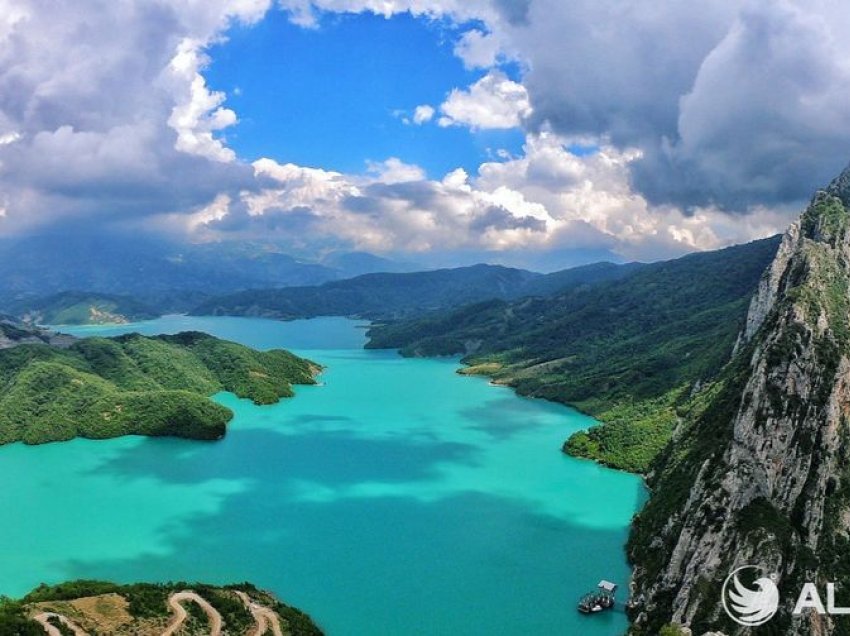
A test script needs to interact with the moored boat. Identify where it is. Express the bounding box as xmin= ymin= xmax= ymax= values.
xmin=577 ymin=580 xmax=618 ymax=614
